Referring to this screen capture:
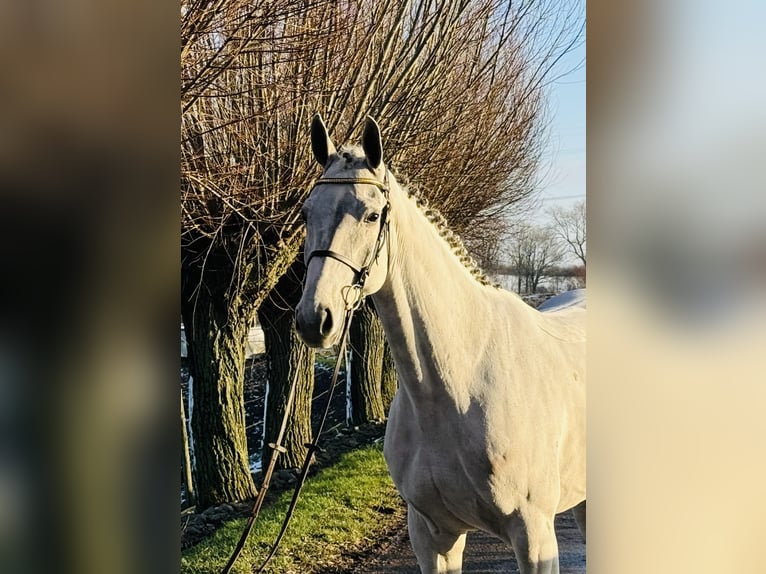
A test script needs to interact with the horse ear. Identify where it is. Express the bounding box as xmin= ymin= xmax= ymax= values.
xmin=311 ymin=114 xmax=336 ymax=167
xmin=362 ymin=116 xmax=383 ymax=169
